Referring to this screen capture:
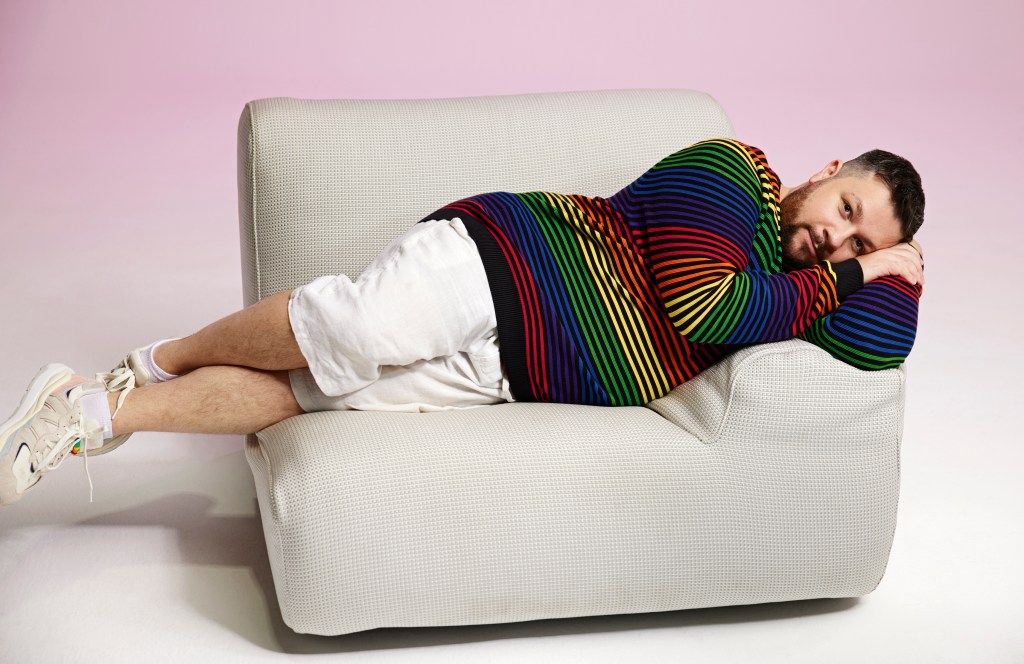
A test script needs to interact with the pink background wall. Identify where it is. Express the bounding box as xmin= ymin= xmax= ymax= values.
xmin=2 ymin=4 xmax=1024 ymax=657
xmin=1 ymin=0 xmax=1021 ymax=371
